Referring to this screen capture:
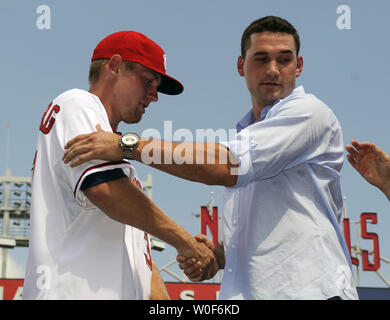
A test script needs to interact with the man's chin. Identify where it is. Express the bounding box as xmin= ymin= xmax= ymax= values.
xmin=261 ymin=88 xmax=291 ymax=103
xmin=261 ymin=93 xmax=281 ymax=104
xmin=124 ymin=116 xmax=142 ymax=124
